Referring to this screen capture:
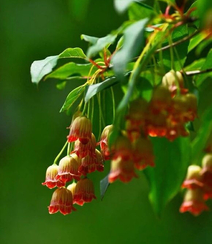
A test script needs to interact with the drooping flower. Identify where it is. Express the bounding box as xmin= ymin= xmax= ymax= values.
xmin=73 ymin=178 xmax=96 ymax=206
xmin=67 ymin=116 xmax=92 ymax=144
xmin=179 ymin=188 xmax=209 ymax=216
xmin=73 ymin=133 xmax=96 ymax=158
xmin=57 ymin=154 xmax=81 ymax=183
xmin=201 ymin=154 xmax=212 ymax=199
xmin=132 ymin=137 xmax=154 ymax=170
xmin=162 ymin=70 xmax=188 ymax=97
xmin=48 ymin=188 xmax=76 ymax=215
xmin=99 ymin=125 xmax=114 ymax=160
xmin=78 ymin=149 xmax=104 ymax=175
xmin=182 ymin=165 xmax=204 ymax=189
xmin=42 ymin=164 xmax=65 ymax=189
xmin=108 ymin=156 xmax=138 ymax=183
